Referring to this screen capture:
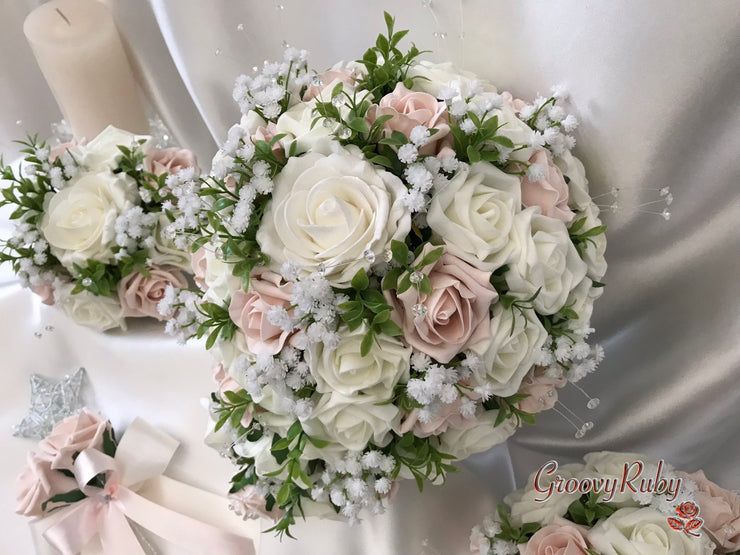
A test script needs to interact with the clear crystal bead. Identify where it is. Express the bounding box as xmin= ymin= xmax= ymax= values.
xmin=659 ymin=186 xmax=670 ymax=197
xmin=214 ymin=48 xmax=222 ymax=56
xmin=82 ymin=277 xmax=92 ymax=286
xmin=337 ymin=126 xmax=352 ymax=140
xmin=587 ymin=397 xmax=600 ymax=409
xmin=44 ymin=325 xmax=54 ymax=332
xmin=583 ymin=421 xmax=594 ymax=431
xmin=661 ymin=209 xmax=671 ymax=221
xmin=610 ymin=202 xmax=620 ymax=212
xmin=33 ymin=332 xmax=42 ymax=338
xmin=409 ymin=271 xmax=423 ymax=284
xmin=214 ymin=247 xmax=224 ymax=260
xmin=547 ymin=389 xmax=555 ymax=398
xmin=322 ymin=119 xmax=333 ymax=128
xmin=411 ymin=303 xmax=428 ymax=319
xmin=383 ymin=249 xmax=393 ymax=263
xmin=15 ymin=119 xmax=22 ymax=126
xmin=236 ymin=23 xmax=244 ymax=31
xmin=363 ymin=249 xmax=376 ymax=263
xmin=316 ymin=262 xmax=326 ymax=276
xmin=274 ymin=3 xmax=285 ymax=10
xmin=665 ymin=193 xmax=674 ymax=206
xmin=311 ymin=76 xmax=323 ymax=87
xmin=574 ymin=427 xmax=586 ymax=439
xmin=331 ymin=95 xmax=344 ymax=107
